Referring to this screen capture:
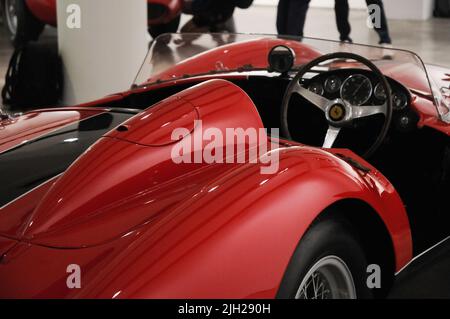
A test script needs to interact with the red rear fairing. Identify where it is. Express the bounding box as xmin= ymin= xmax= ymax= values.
xmin=15 ymin=80 xmax=265 ymax=248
